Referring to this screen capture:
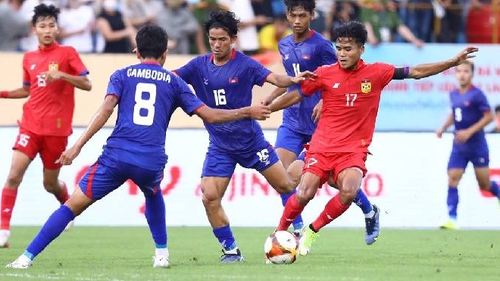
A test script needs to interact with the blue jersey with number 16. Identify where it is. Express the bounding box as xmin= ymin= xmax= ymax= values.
xmin=103 ymin=62 xmax=204 ymax=170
